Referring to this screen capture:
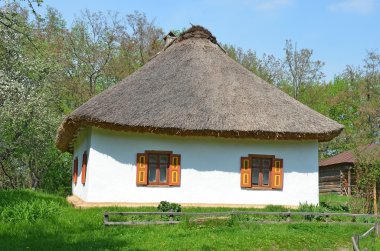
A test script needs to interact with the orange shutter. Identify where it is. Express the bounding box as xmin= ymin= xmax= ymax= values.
xmin=73 ymin=157 xmax=78 ymax=185
xmin=136 ymin=153 xmax=148 ymax=186
xmin=81 ymin=152 xmax=88 ymax=185
xmin=168 ymin=154 xmax=181 ymax=186
xmin=271 ymin=158 xmax=283 ymax=190
xmin=240 ymin=157 xmax=251 ymax=188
